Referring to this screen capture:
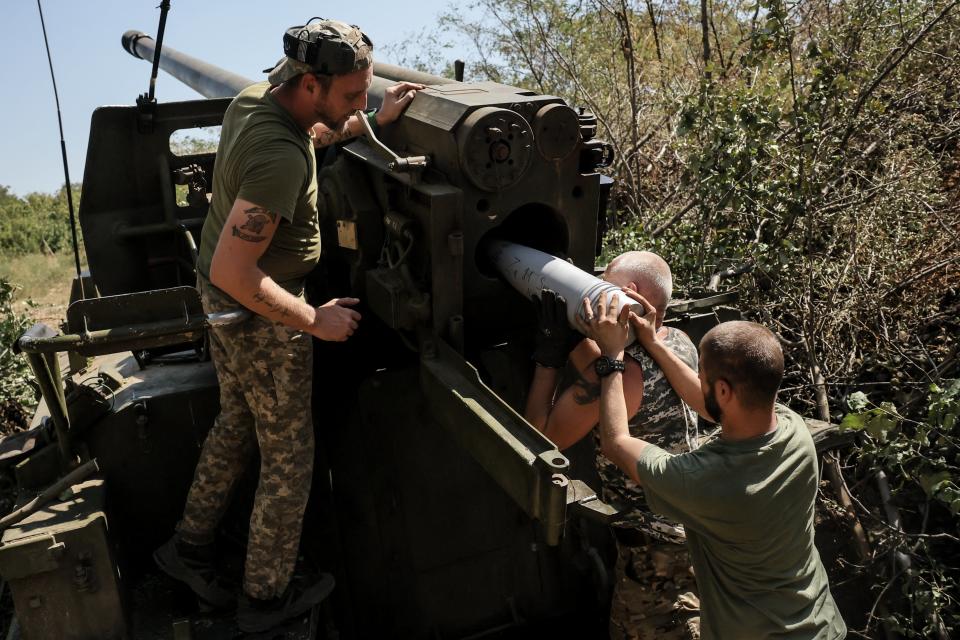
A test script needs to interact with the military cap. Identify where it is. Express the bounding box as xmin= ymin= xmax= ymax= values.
xmin=265 ymin=18 xmax=373 ymax=85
